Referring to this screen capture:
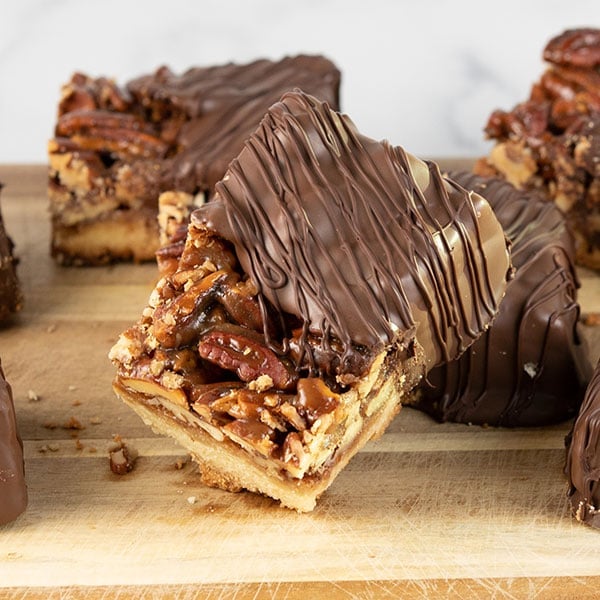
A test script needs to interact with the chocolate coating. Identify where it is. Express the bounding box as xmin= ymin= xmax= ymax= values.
xmin=0 ymin=185 xmax=22 ymax=322
xmin=415 ymin=172 xmax=583 ymax=426
xmin=566 ymin=360 xmax=600 ymax=527
xmin=193 ymin=91 xmax=511 ymax=376
xmin=127 ymin=56 xmax=341 ymax=194
xmin=0 ymin=360 xmax=27 ymax=525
